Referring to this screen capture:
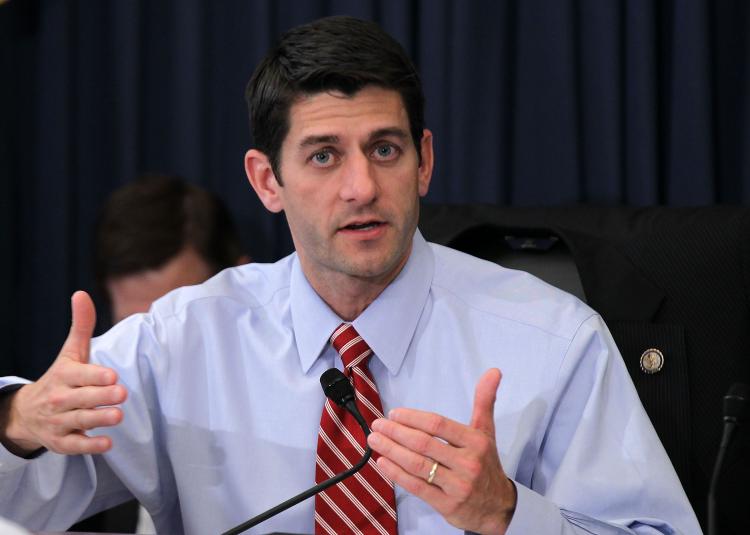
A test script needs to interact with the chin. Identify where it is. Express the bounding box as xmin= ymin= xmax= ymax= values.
xmin=343 ymin=255 xmax=403 ymax=281
xmin=343 ymin=264 xmax=387 ymax=279
xmin=330 ymin=236 xmax=412 ymax=280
